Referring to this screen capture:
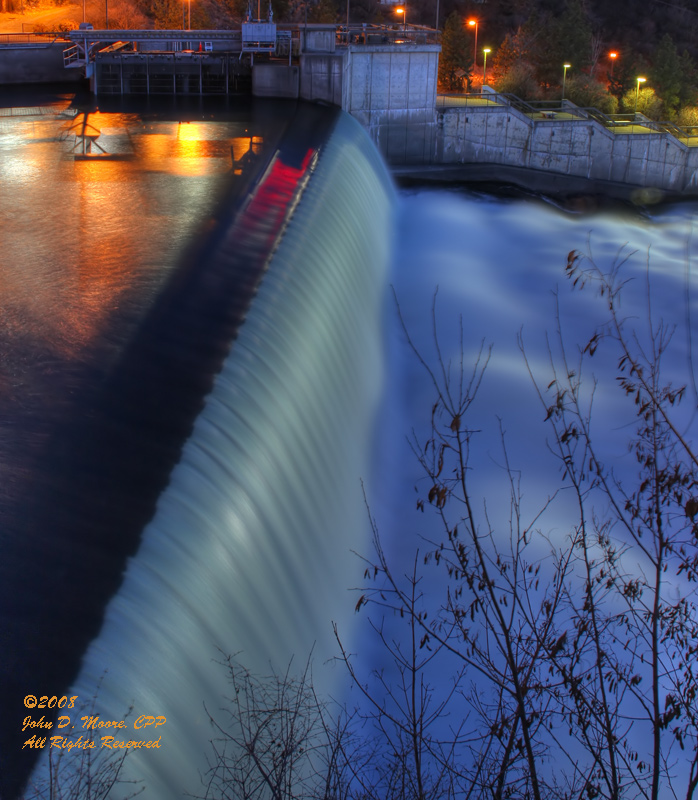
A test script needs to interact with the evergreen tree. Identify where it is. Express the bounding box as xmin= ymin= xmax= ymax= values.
xmin=489 ymin=28 xmax=530 ymax=83
xmin=438 ymin=11 xmax=472 ymax=92
xmin=529 ymin=0 xmax=591 ymax=88
xmin=650 ymin=33 xmax=682 ymax=117
xmin=678 ymin=49 xmax=698 ymax=108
